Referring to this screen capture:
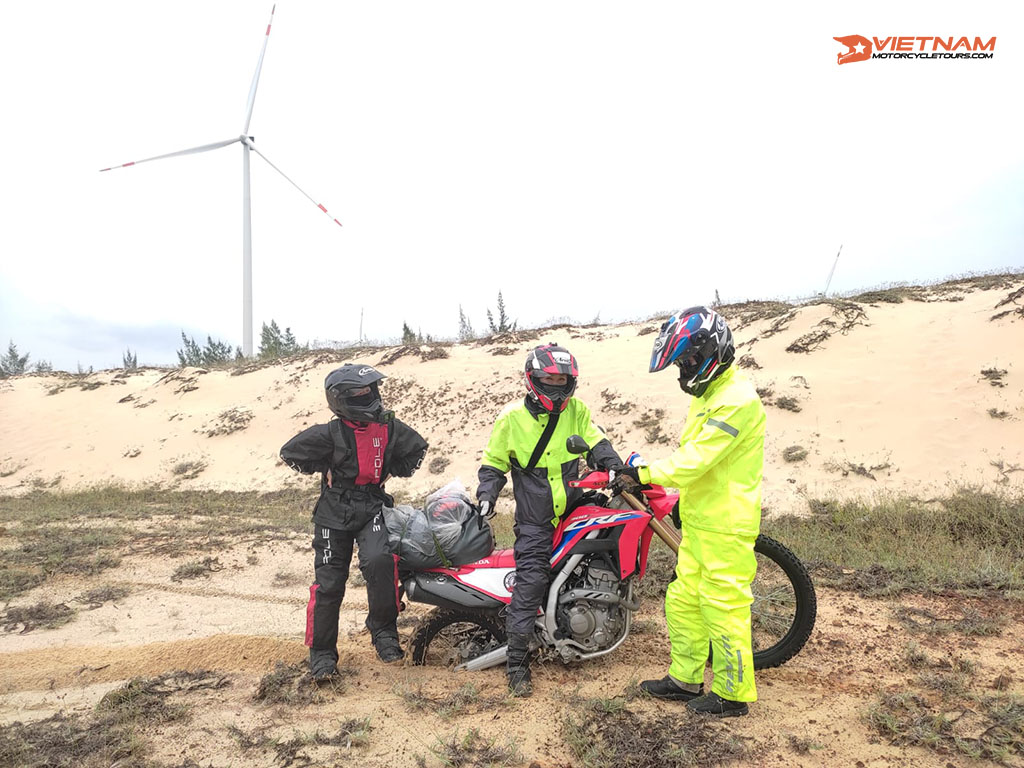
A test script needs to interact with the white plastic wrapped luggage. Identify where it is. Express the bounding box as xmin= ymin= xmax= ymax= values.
xmin=382 ymin=480 xmax=494 ymax=569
